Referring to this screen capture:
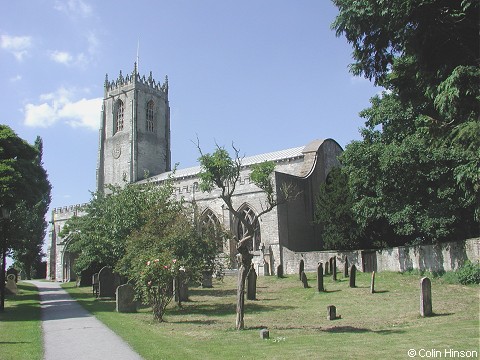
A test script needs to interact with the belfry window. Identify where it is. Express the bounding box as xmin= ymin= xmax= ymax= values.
xmin=115 ymin=100 xmax=124 ymax=133
xmin=146 ymin=100 xmax=155 ymax=132
xmin=237 ymin=206 xmax=261 ymax=251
